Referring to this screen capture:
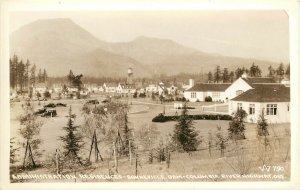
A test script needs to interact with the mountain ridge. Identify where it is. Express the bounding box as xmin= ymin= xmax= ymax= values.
xmin=10 ymin=18 xmax=280 ymax=77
